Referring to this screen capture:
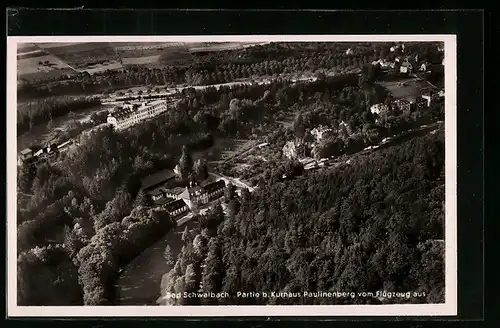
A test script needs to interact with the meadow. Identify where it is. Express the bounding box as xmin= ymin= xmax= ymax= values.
xmin=377 ymin=78 xmax=434 ymax=101
xmin=17 ymin=53 xmax=75 ymax=76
